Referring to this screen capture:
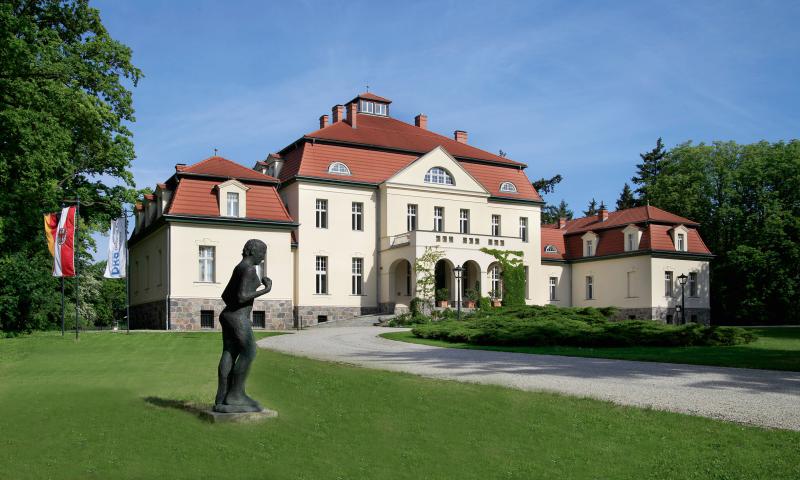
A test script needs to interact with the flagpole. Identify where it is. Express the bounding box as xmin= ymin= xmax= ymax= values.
xmin=60 ymin=203 xmax=65 ymax=337
xmin=75 ymin=195 xmax=80 ymax=340
xmin=125 ymin=206 xmax=130 ymax=334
